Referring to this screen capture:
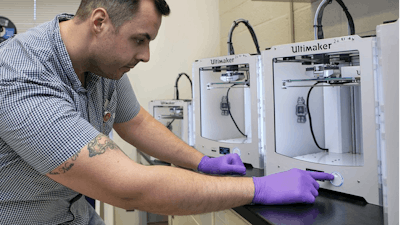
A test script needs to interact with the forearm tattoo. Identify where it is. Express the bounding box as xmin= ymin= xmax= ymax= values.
xmin=49 ymin=149 xmax=81 ymax=175
xmin=49 ymin=134 xmax=120 ymax=175
xmin=87 ymin=133 xmax=119 ymax=157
